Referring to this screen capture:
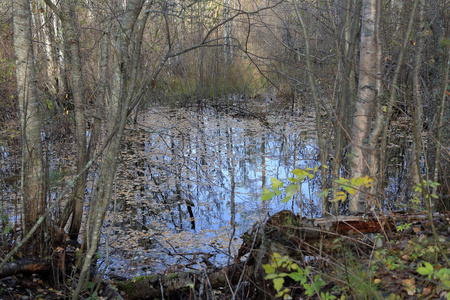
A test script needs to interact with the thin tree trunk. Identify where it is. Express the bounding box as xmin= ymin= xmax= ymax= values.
xmin=378 ymin=0 xmax=419 ymax=198
xmin=73 ymin=1 xmax=147 ymax=298
xmin=331 ymin=0 xmax=361 ymax=215
xmin=43 ymin=0 xmax=88 ymax=241
xmin=13 ymin=0 xmax=46 ymax=254
xmin=431 ymin=46 xmax=449 ymax=207
xmin=61 ymin=0 xmax=88 ymax=241
xmin=411 ymin=0 xmax=425 ymax=204
xmin=293 ymin=0 xmax=328 ymax=215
